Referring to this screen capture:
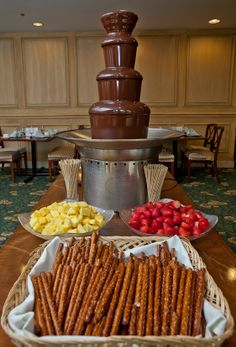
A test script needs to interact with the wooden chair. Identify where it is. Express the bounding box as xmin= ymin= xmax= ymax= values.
xmin=0 ymin=128 xmax=27 ymax=170
xmin=182 ymin=123 xmax=217 ymax=152
xmin=48 ymin=145 xmax=77 ymax=180
xmin=0 ymin=150 xmax=22 ymax=182
xmin=158 ymin=148 xmax=175 ymax=176
xmin=183 ymin=126 xmax=224 ymax=183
